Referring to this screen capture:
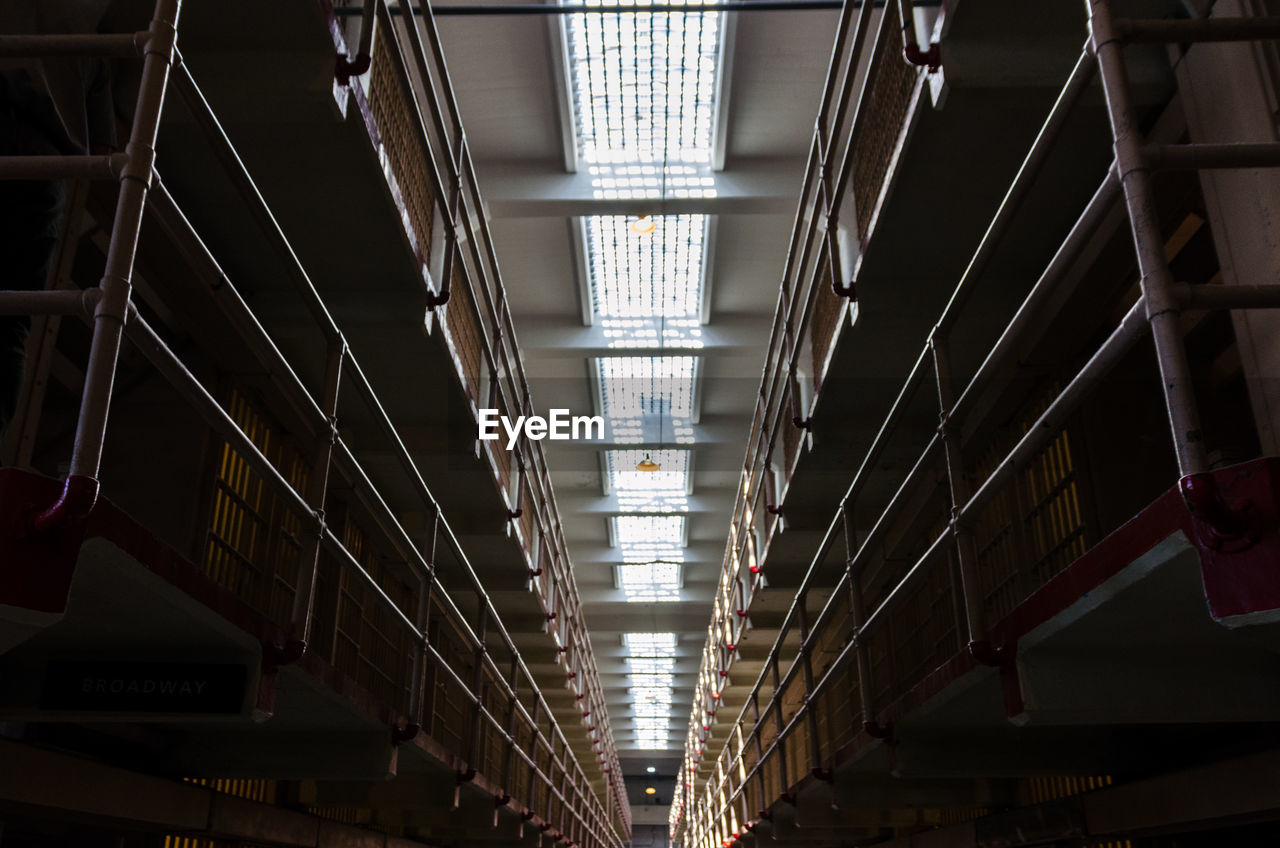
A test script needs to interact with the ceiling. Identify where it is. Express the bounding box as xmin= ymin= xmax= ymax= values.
xmin=434 ymin=0 xmax=839 ymax=774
